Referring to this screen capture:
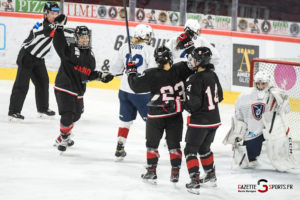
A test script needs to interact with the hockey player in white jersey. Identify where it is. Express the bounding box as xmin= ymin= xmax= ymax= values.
xmin=165 ymin=19 xmax=220 ymax=65
xmin=110 ymin=24 xmax=156 ymax=160
xmin=223 ymin=70 xmax=296 ymax=171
